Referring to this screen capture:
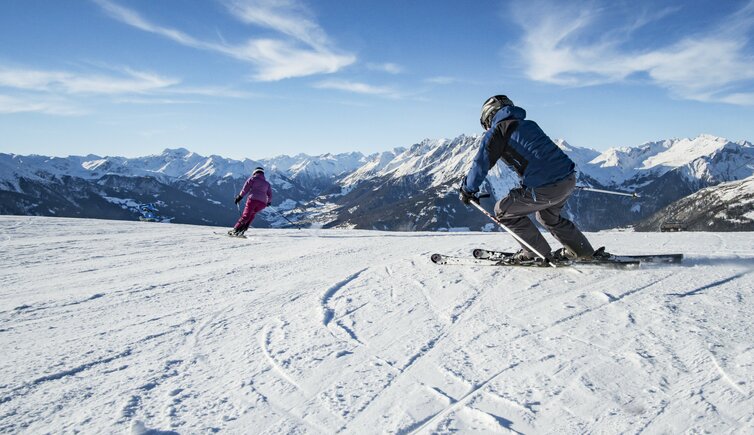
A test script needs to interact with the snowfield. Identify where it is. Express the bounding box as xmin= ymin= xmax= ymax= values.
xmin=2 ymin=216 xmax=754 ymax=434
